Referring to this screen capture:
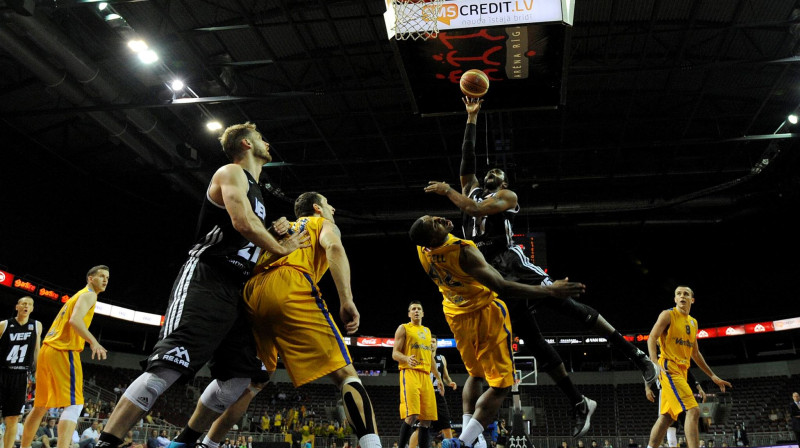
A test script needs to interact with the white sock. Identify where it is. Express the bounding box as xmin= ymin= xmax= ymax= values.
xmin=462 ymin=413 xmax=473 ymax=432
xmin=202 ymin=437 xmax=220 ymax=448
xmin=359 ymin=433 xmax=382 ymax=448
xmin=459 ymin=418 xmax=484 ymax=447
